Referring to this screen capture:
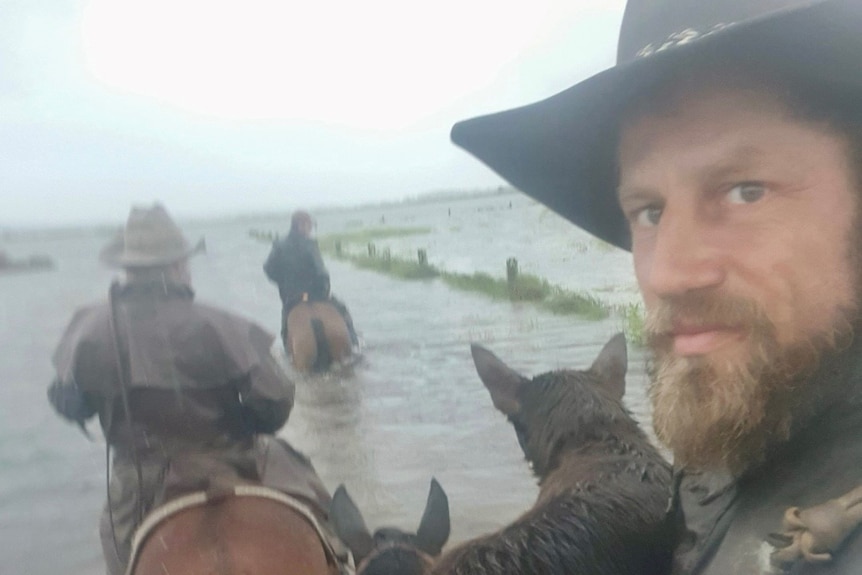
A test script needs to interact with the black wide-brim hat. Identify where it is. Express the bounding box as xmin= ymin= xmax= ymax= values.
xmin=451 ymin=0 xmax=862 ymax=250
